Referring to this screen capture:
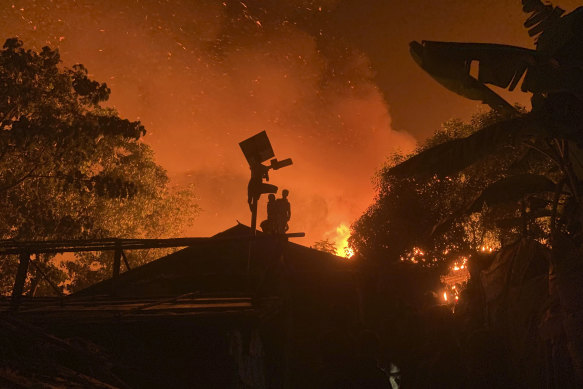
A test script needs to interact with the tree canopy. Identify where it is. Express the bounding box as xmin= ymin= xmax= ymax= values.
xmin=0 ymin=38 xmax=198 ymax=295
xmin=313 ymin=238 xmax=338 ymax=255
xmin=350 ymin=111 xmax=515 ymax=271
